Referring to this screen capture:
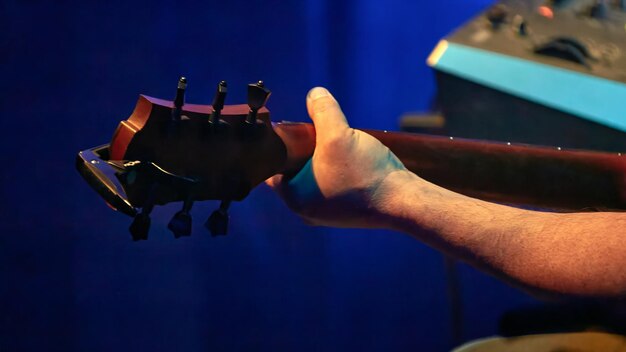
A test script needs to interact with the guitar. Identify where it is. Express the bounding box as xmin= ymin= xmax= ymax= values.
xmin=76 ymin=78 xmax=626 ymax=241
